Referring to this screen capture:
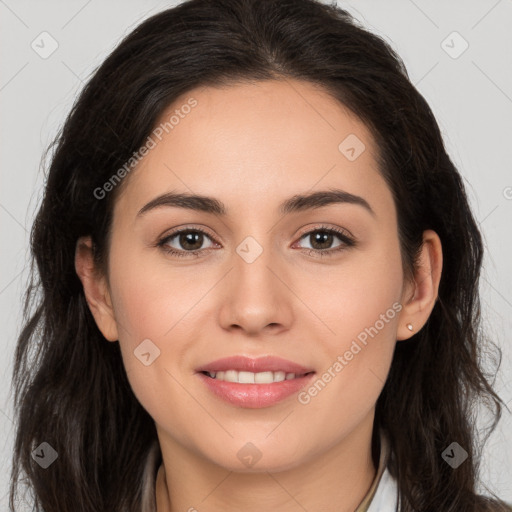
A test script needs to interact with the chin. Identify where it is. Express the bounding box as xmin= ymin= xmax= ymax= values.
xmin=204 ymin=442 xmax=311 ymax=474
